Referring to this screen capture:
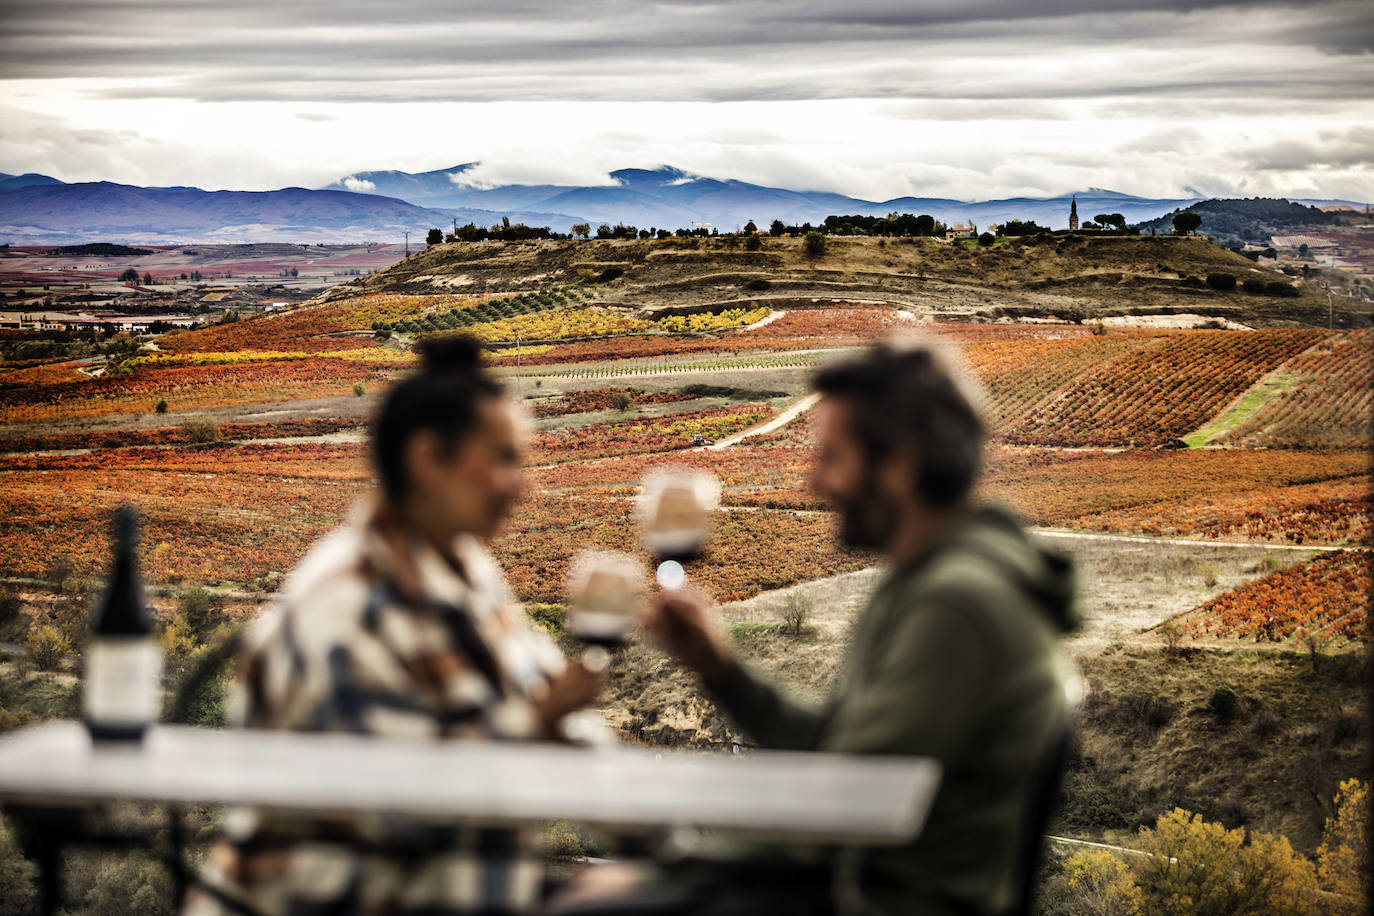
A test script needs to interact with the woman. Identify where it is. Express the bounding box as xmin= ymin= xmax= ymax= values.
xmin=187 ymin=335 xmax=603 ymax=916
